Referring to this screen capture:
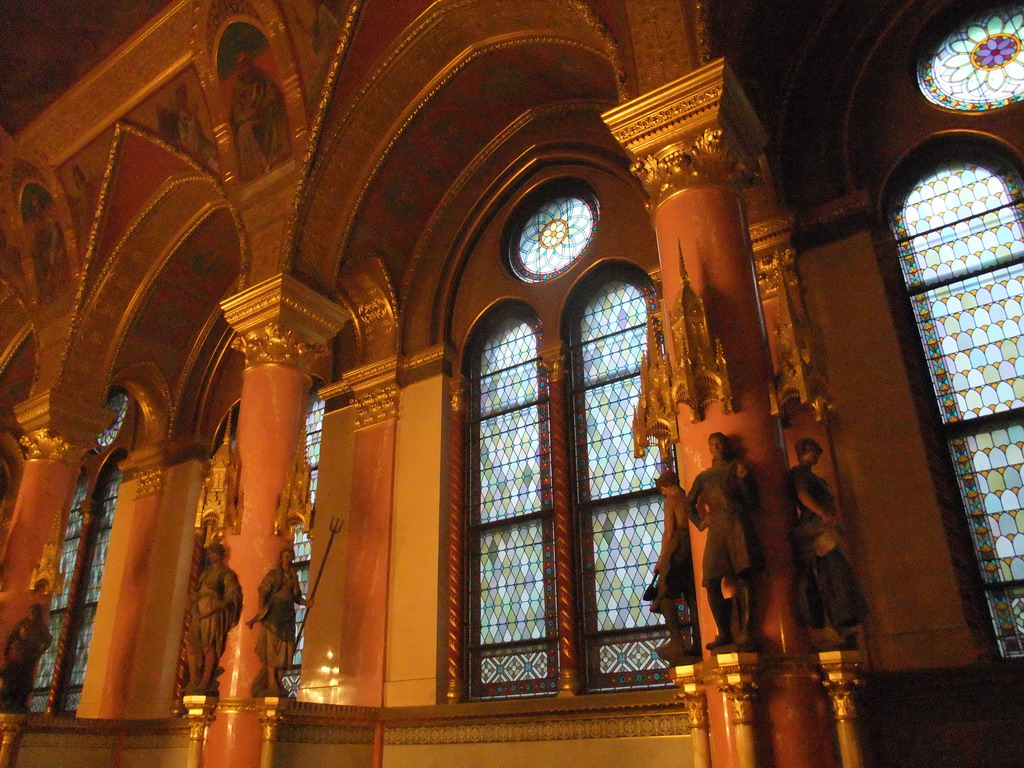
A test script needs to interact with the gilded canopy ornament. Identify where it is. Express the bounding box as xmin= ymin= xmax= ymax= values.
xmin=28 ymin=541 xmax=63 ymax=594
xmin=633 ymin=310 xmax=679 ymax=457
xmin=668 ymin=243 xmax=733 ymax=422
xmin=756 ymin=248 xmax=829 ymax=421
xmin=273 ymin=423 xmax=314 ymax=537
xmin=195 ymin=419 xmax=241 ymax=546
